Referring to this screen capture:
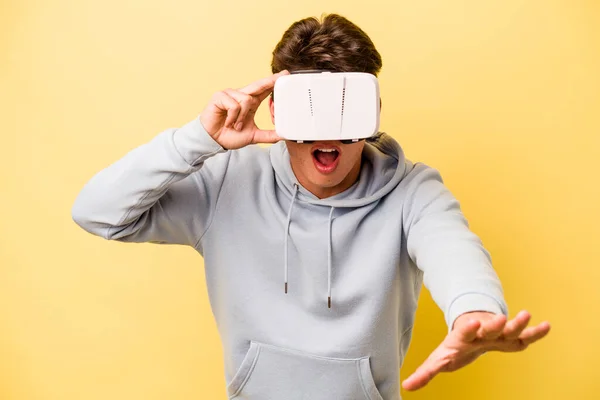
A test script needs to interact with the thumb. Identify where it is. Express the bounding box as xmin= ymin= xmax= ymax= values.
xmin=402 ymin=354 xmax=449 ymax=391
xmin=252 ymin=128 xmax=282 ymax=144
